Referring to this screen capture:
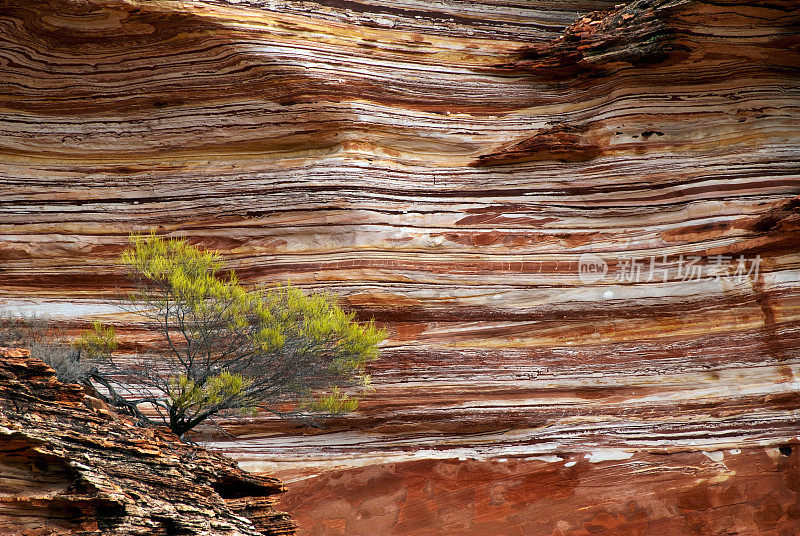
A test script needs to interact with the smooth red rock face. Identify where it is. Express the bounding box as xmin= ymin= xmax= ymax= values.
xmin=278 ymin=449 xmax=800 ymax=536
xmin=1 ymin=0 xmax=799 ymax=534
